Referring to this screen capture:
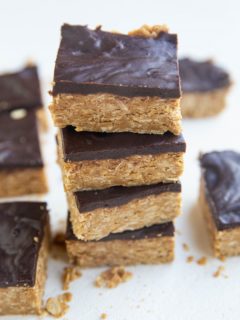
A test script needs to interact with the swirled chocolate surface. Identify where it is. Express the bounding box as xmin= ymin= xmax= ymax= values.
xmin=66 ymin=212 xmax=174 ymax=241
xmin=179 ymin=58 xmax=231 ymax=92
xmin=0 ymin=202 xmax=48 ymax=287
xmin=0 ymin=109 xmax=43 ymax=168
xmin=74 ymin=182 xmax=181 ymax=213
xmin=0 ymin=66 xmax=42 ymax=112
xmin=60 ymin=127 xmax=186 ymax=162
xmin=200 ymin=151 xmax=240 ymax=230
xmin=53 ymin=24 xmax=180 ymax=98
